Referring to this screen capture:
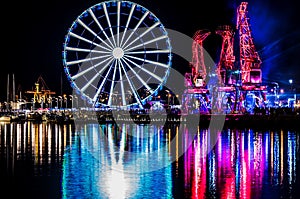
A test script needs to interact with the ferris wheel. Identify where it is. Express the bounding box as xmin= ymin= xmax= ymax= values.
xmin=62 ymin=0 xmax=172 ymax=109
